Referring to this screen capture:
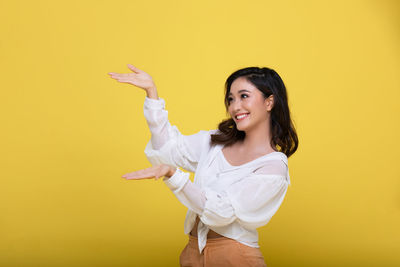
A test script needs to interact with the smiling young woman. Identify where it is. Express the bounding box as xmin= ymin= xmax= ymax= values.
xmin=108 ymin=65 xmax=298 ymax=267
